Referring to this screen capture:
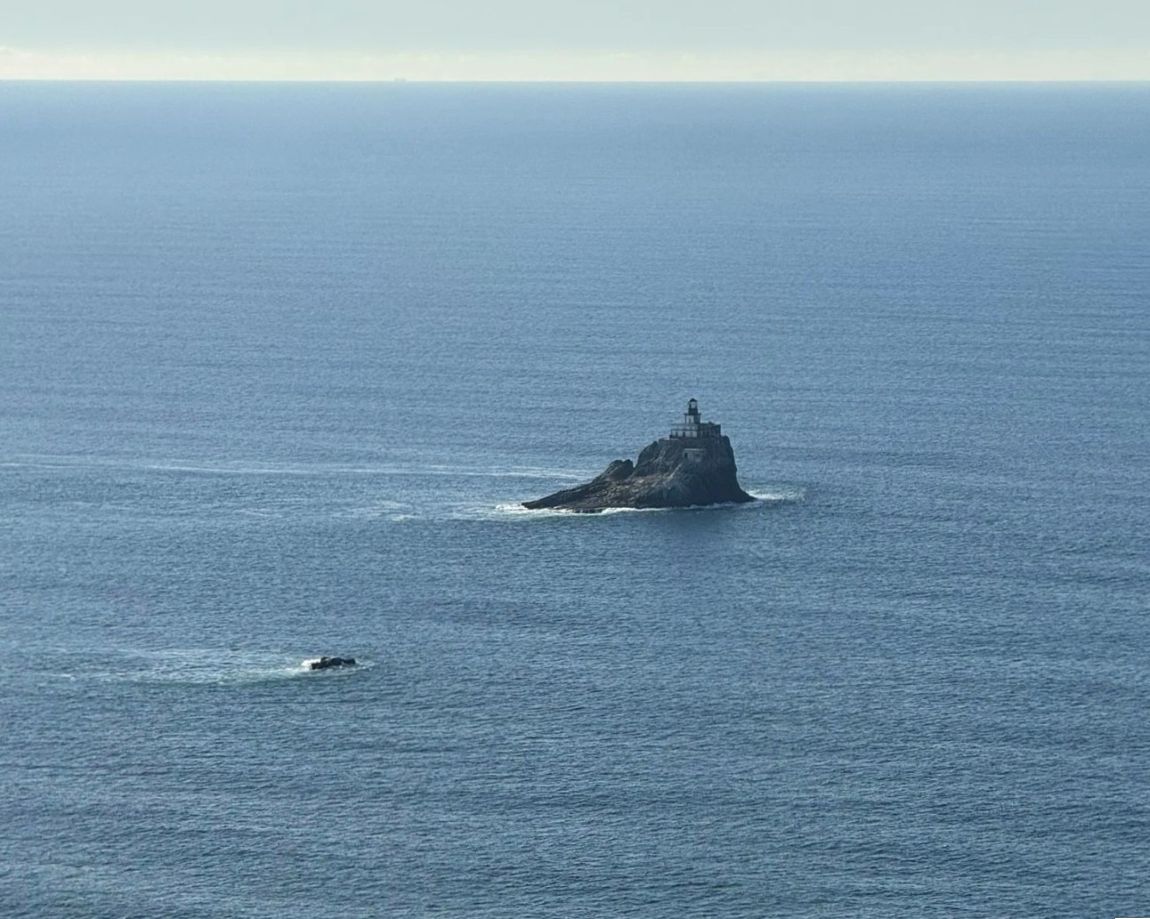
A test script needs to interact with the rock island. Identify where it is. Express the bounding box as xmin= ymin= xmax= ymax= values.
xmin=524 ymin=399 xmax=754 ymax=513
